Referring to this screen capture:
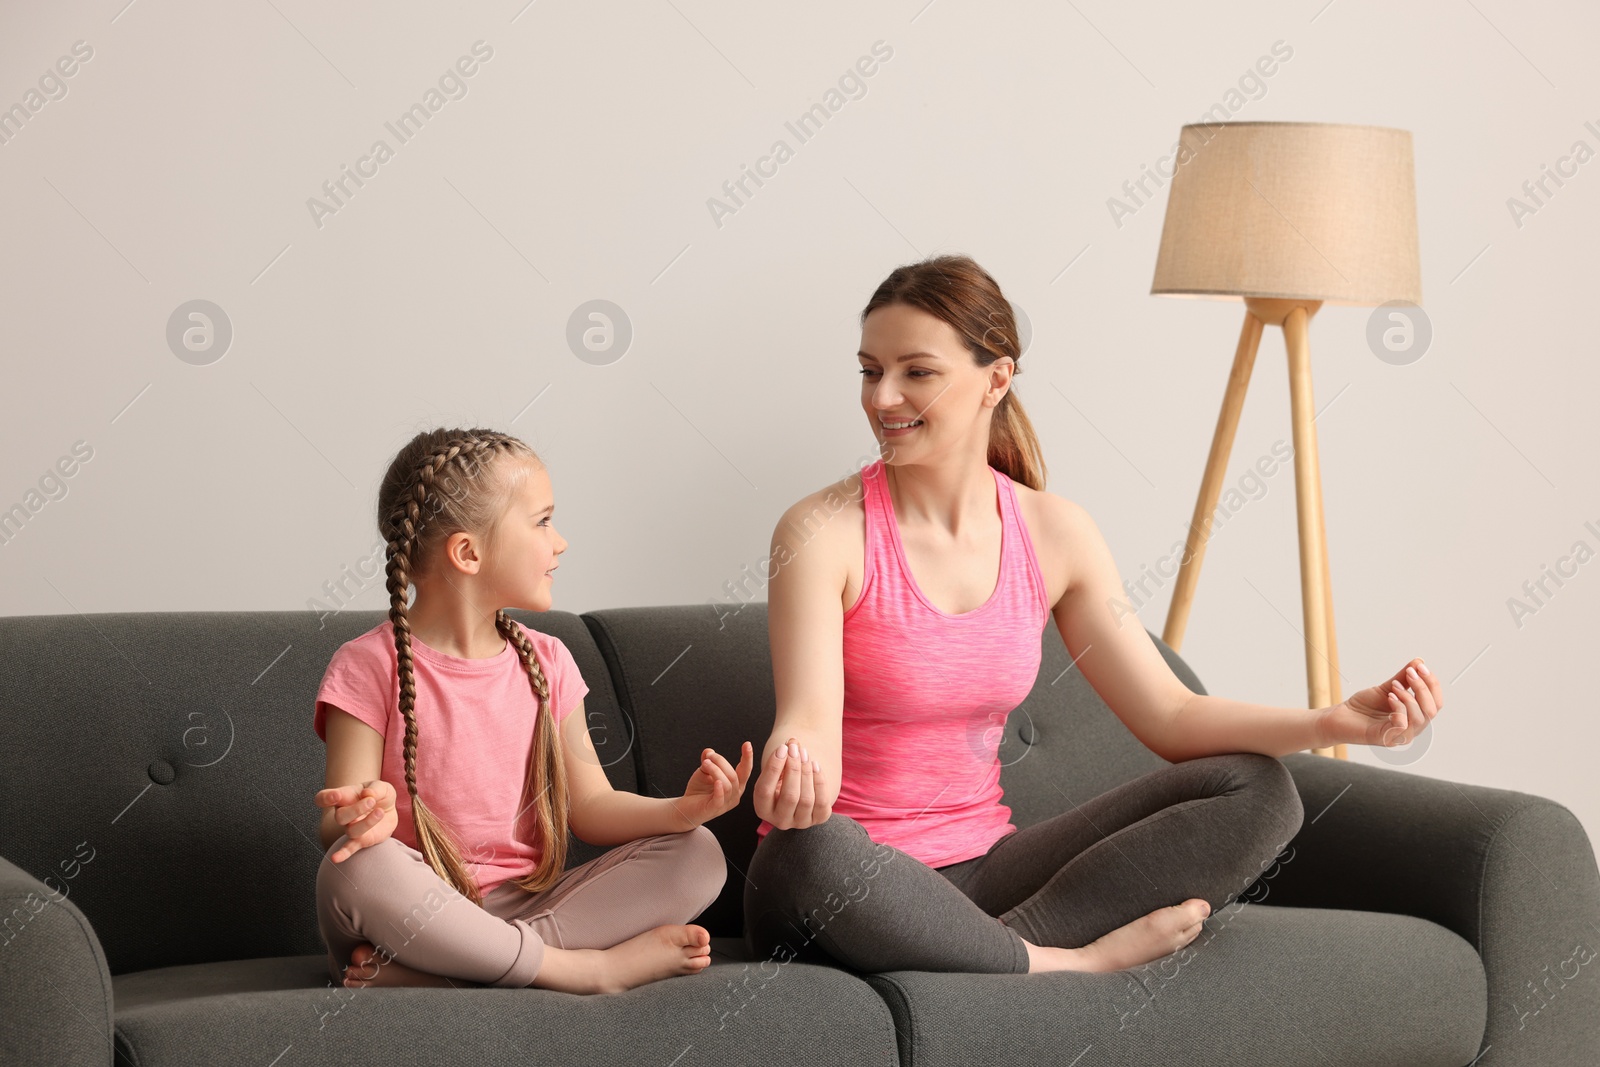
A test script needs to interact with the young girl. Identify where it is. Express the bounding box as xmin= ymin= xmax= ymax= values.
xmin=313 ymin=427 xmax=754 ymax=994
